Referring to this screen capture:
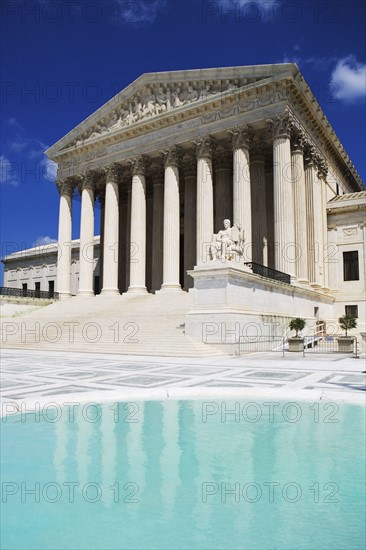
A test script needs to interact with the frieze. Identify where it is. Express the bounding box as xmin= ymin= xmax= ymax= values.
xmin=68 ymin=78 xmax=263 ymax=147
xmin=58 ymin=87 xmax=289 ymax=175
